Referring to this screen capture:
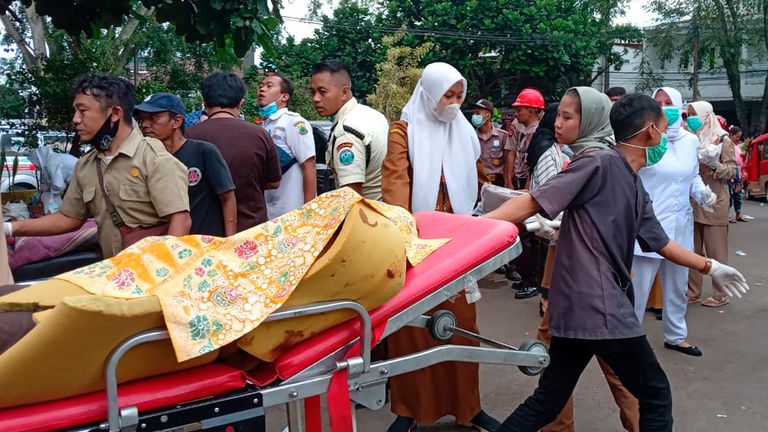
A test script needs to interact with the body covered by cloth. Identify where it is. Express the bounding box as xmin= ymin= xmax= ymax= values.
xmin=52 ymin=188 xmax=446 ymax=361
